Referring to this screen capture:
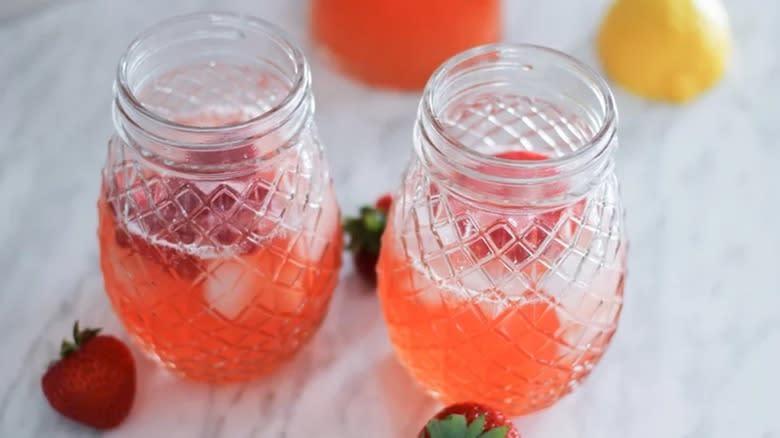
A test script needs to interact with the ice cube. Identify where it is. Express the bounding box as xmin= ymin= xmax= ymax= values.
xmin=294 ymin=187 xmax=340 ymax=263
xmin=204 ymin=259 xmax=258 ymax=320
xmin=402 ymin=262 xmax=445 ymax=310
xmin=254 ymin=283 xmax=307 ymax=316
